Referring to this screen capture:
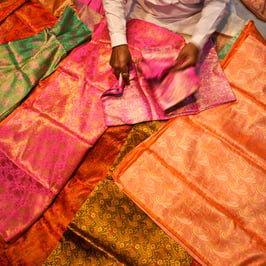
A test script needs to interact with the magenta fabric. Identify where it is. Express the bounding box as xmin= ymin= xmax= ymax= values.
xmin=75 ymin=0 xmax=104 ymax=15
xmin=0 ymin=41 xmax=106 ymax=242
xmin=0 ymin=150 xmax=55 ymax=241
xmin=99 ymin=19 xmax=236 ymax=126
xmin=102 ymin=50 xmax=200 ymax=112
